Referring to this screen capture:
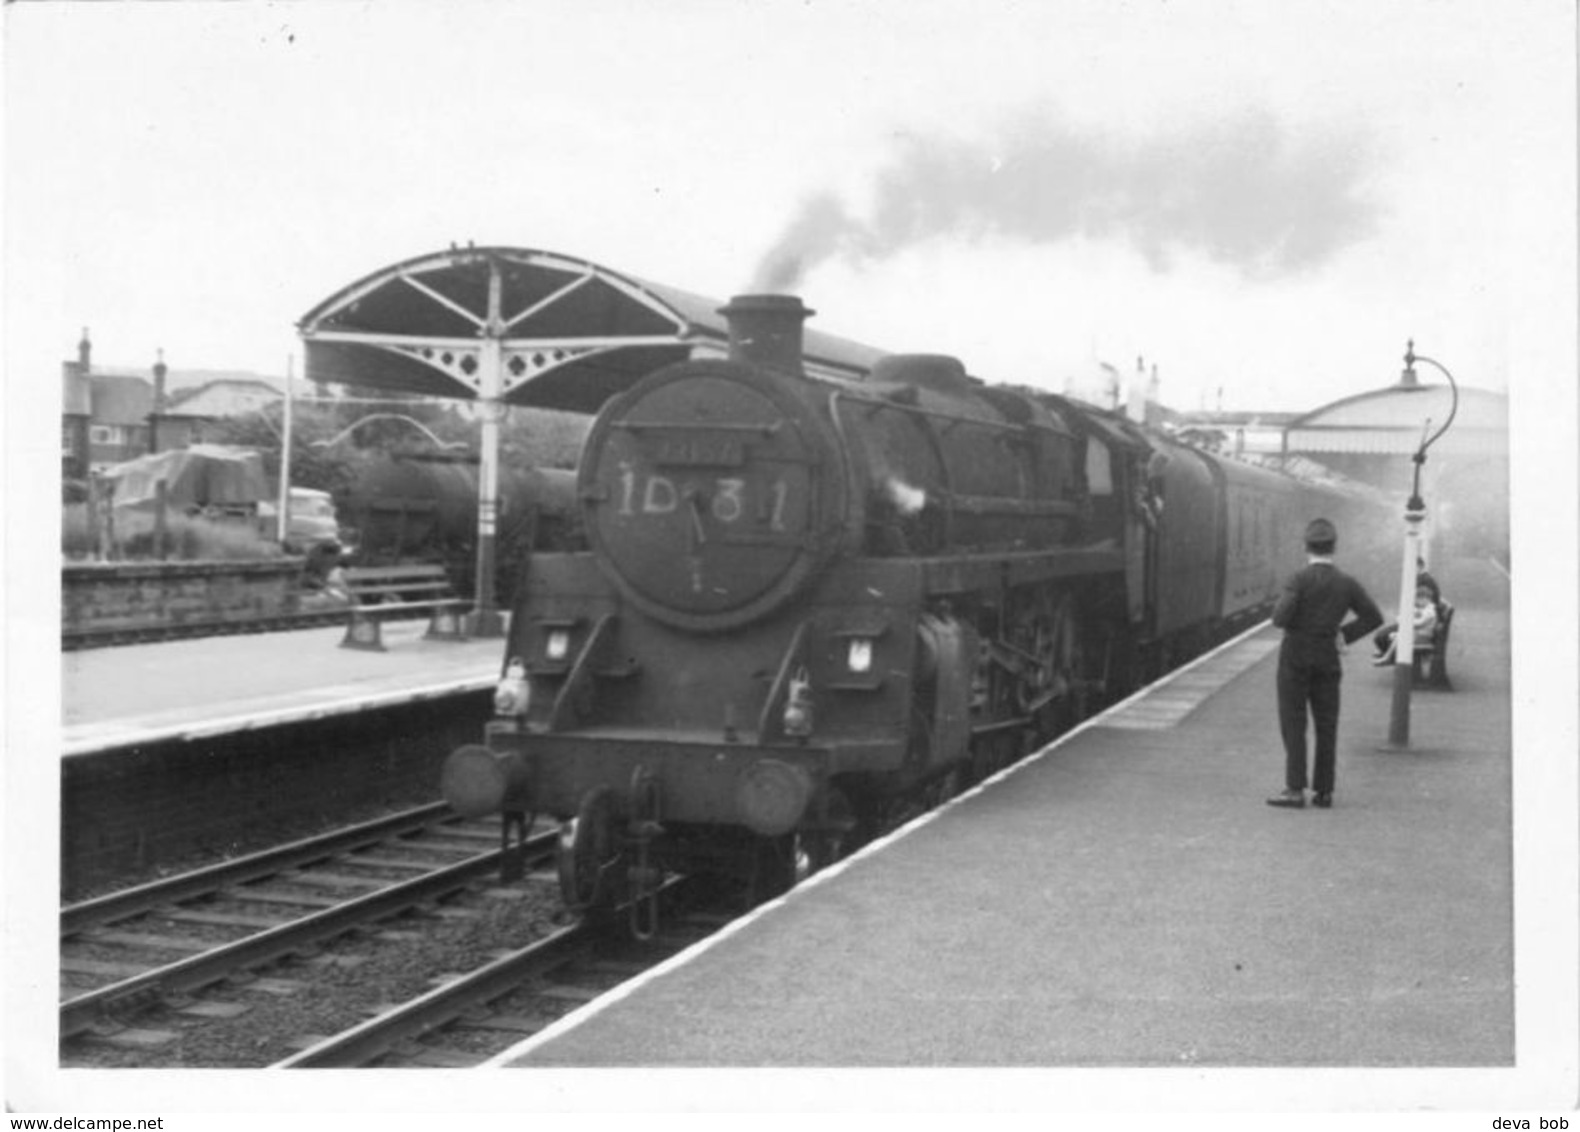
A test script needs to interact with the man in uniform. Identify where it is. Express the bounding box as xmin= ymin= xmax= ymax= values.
xmin=1268 ymin=517 xmax=1384 ymax=809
